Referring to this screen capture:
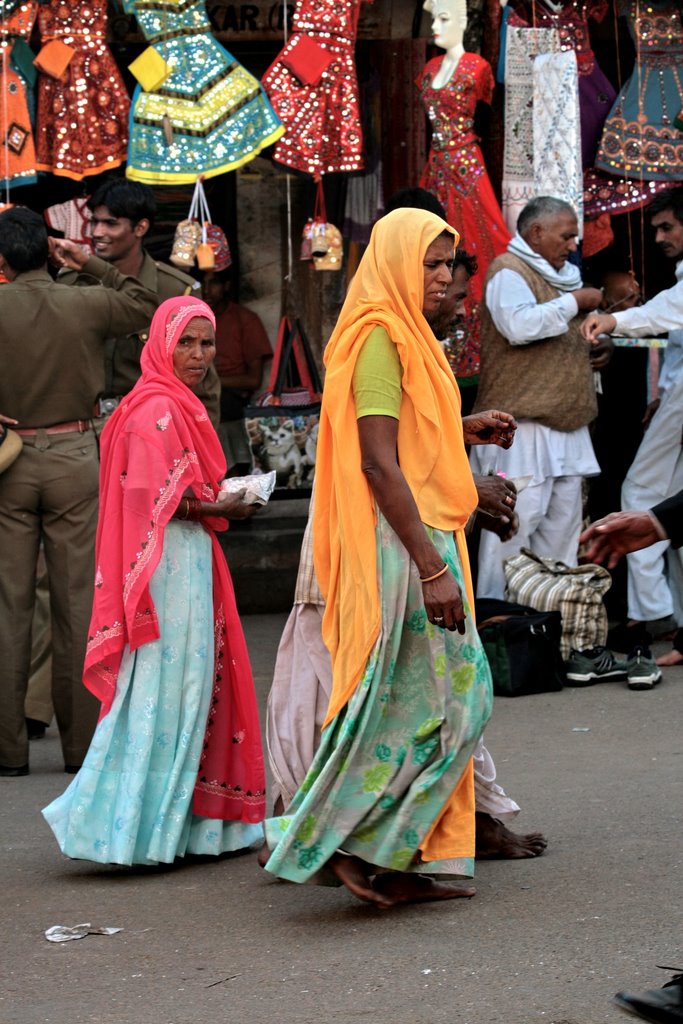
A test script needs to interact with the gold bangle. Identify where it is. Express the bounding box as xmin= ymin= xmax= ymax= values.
xmin=419 ymin=563 xmax=448 ymax=584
